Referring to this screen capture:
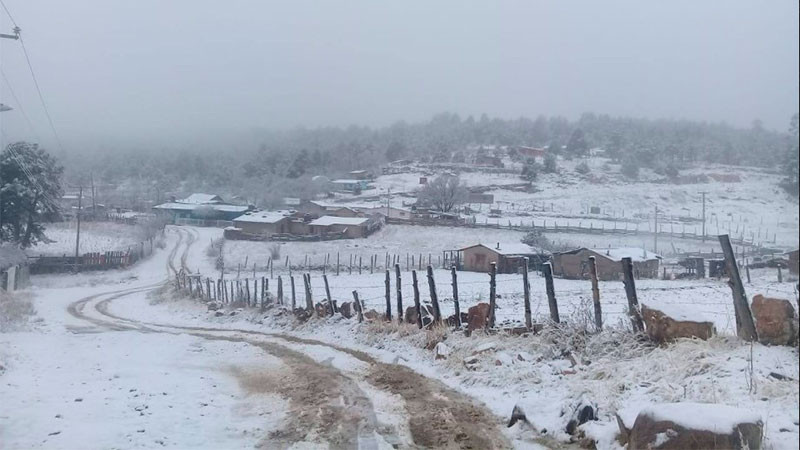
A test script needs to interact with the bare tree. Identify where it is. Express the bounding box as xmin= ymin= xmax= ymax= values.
xmin=417 ymin=175 xmax=468 ymax=213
